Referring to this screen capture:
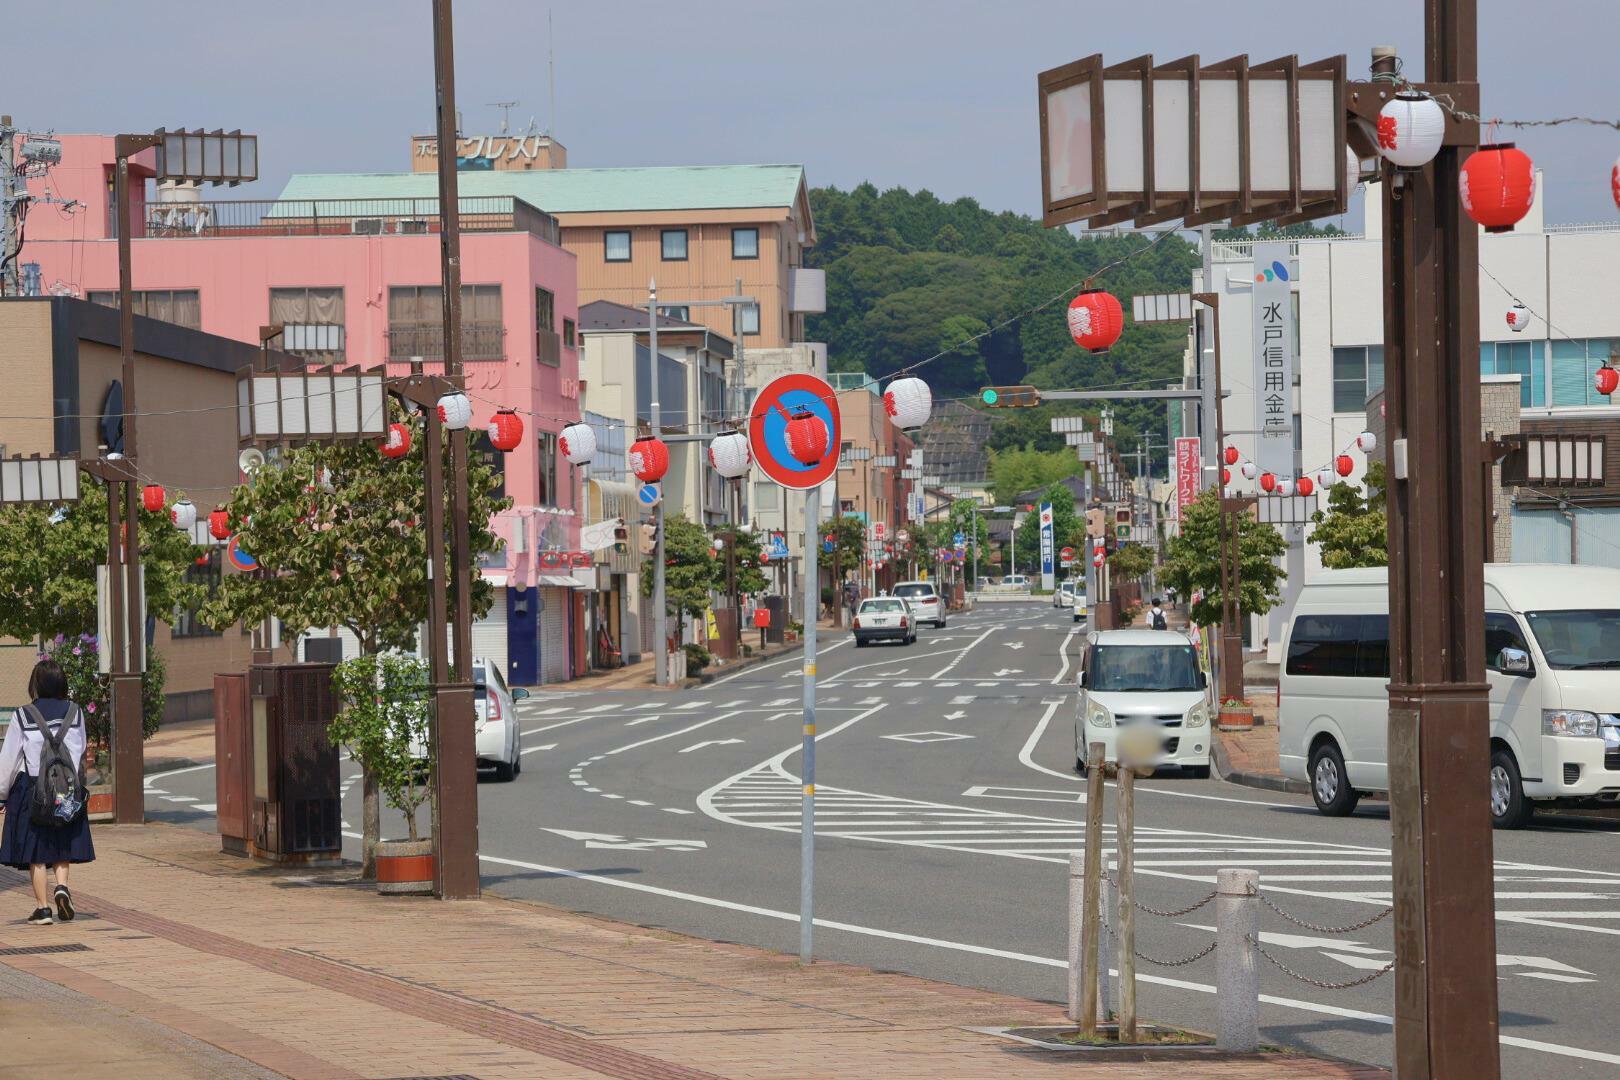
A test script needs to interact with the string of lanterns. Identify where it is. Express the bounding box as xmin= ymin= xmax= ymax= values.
xmin=1223 ymin=431 xmax=1375 ymax=501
